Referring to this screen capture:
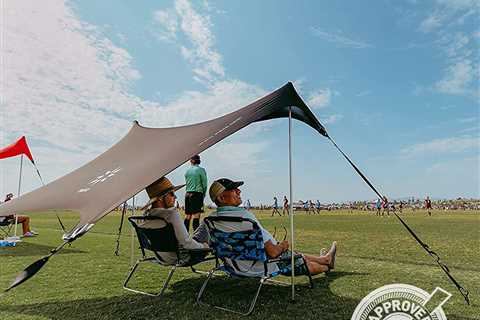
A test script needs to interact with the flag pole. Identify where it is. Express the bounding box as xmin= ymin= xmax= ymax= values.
xmin=14 ymin=154 xmax=24 ymax=238
xmin=288 ymin=106 xmax=295 ymax=301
